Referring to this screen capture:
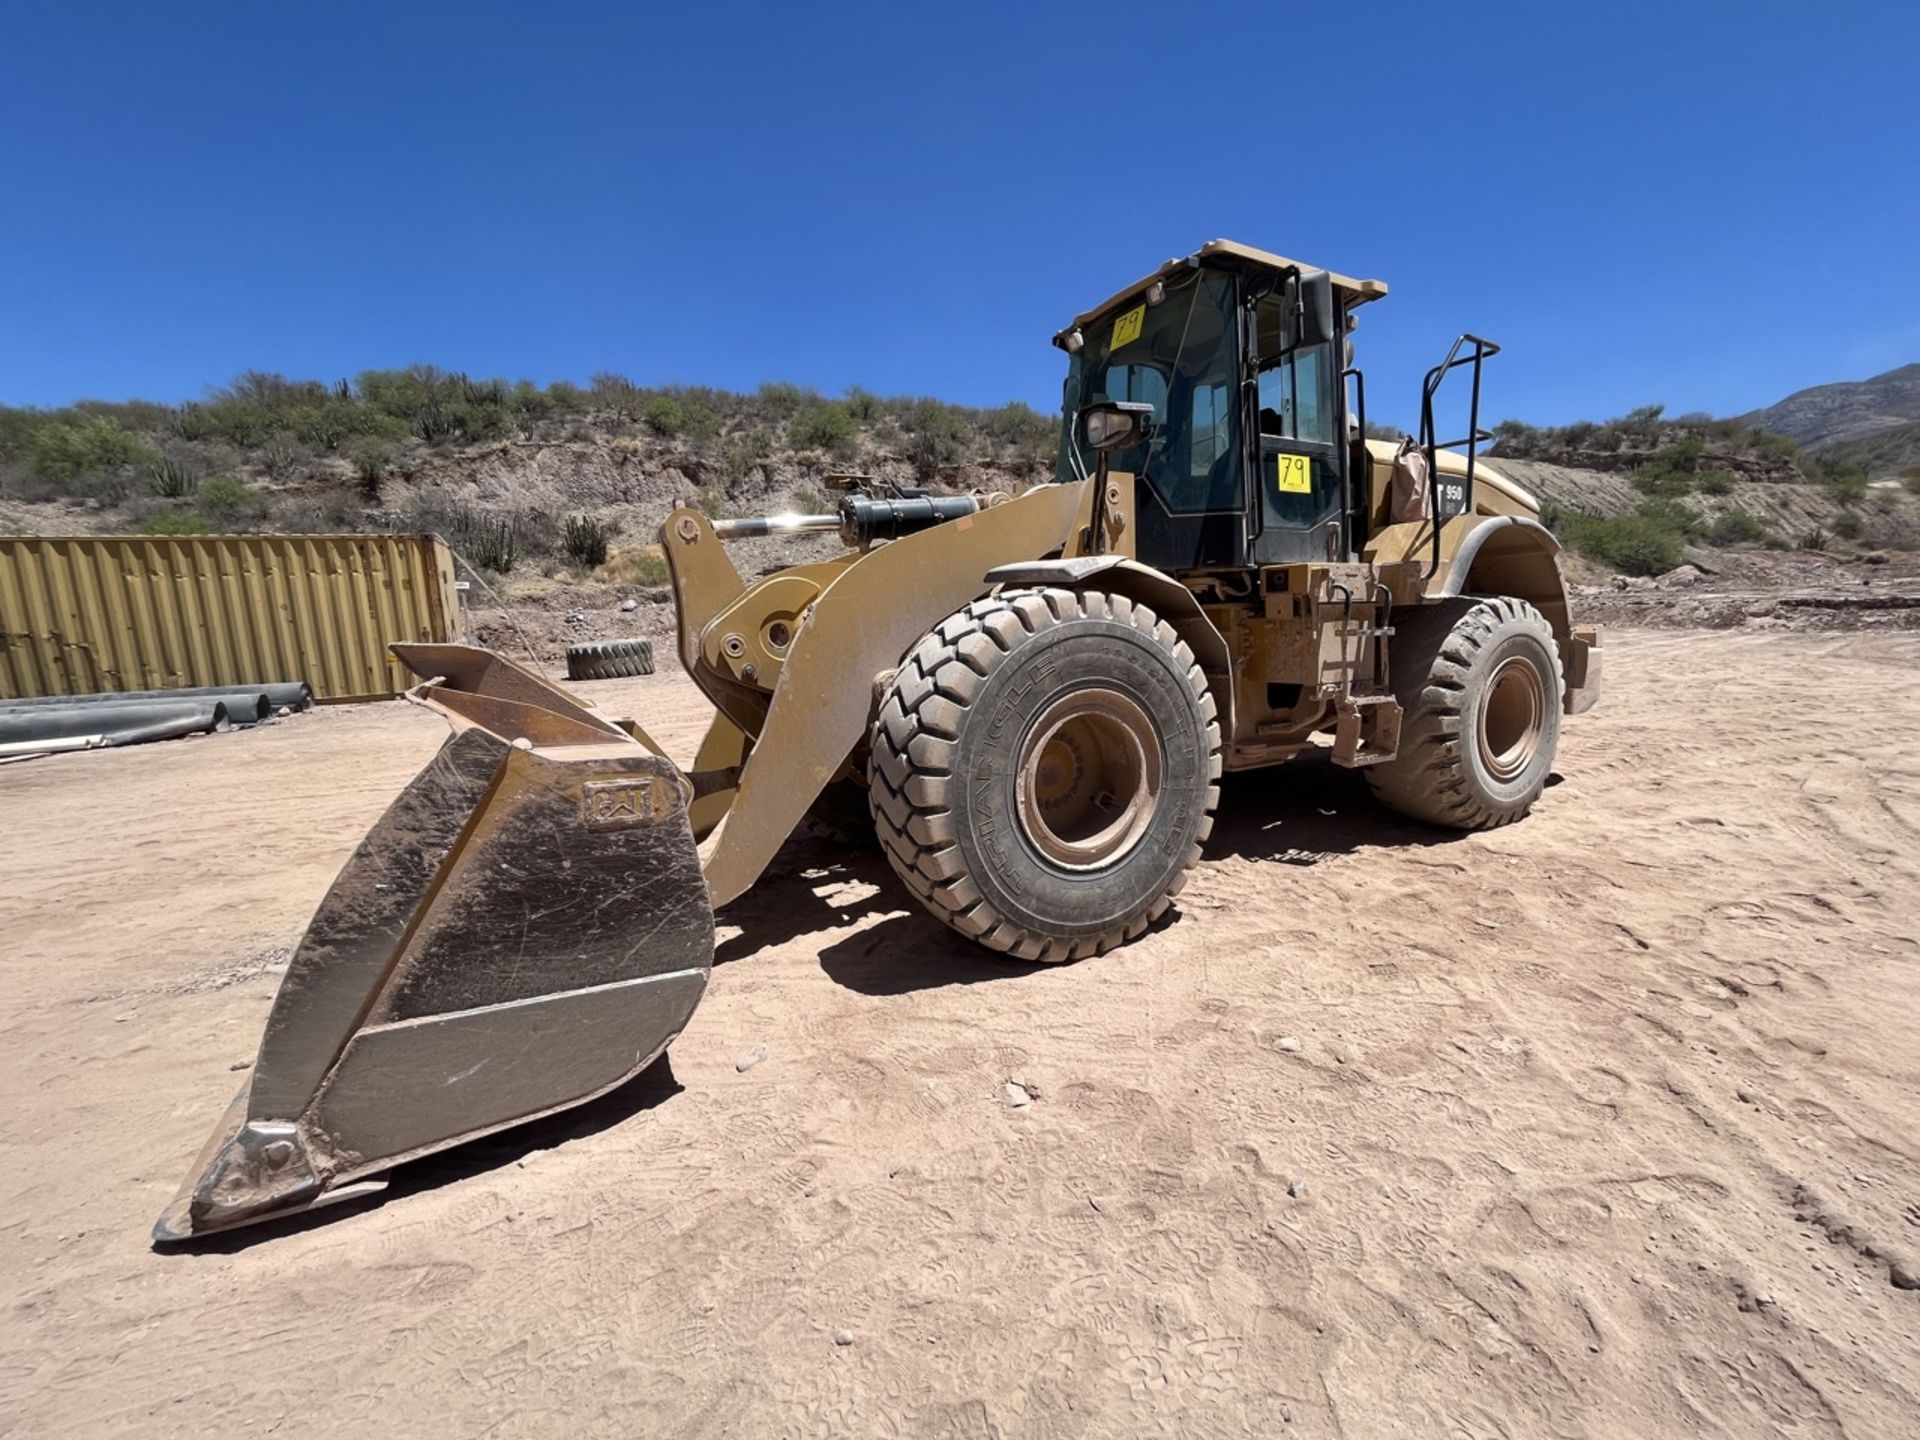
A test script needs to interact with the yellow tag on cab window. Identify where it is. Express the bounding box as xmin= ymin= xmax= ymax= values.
xmin=1111 ymin=303 xmax=1146 ymax=351
xmin=1276 ymin=453 xmax=1313 ymax=494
